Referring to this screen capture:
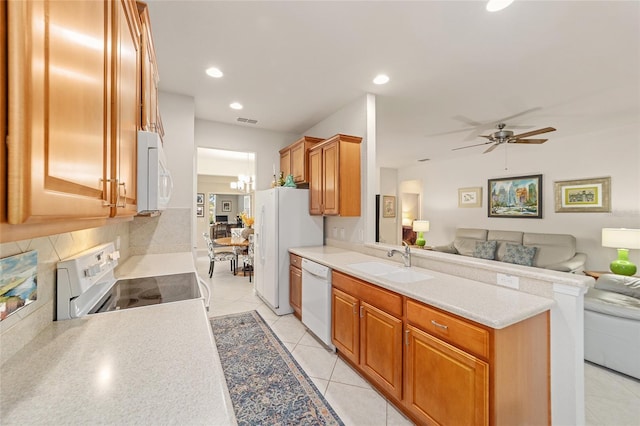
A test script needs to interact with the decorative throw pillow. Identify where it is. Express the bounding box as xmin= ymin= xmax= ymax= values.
xmin=473 ymin=240 xmax=497 ymax=260
xmin=502 ymin=243 xmax=537 ymax=266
